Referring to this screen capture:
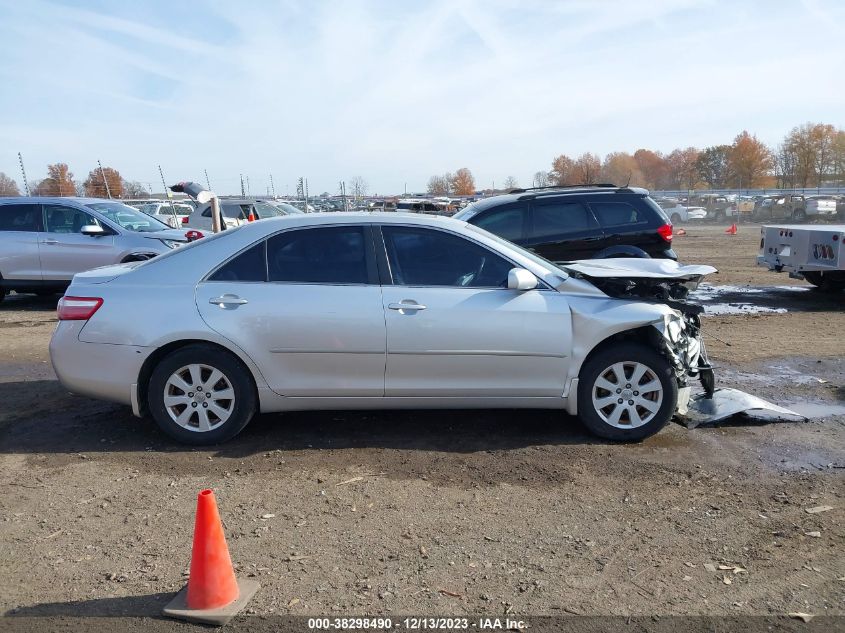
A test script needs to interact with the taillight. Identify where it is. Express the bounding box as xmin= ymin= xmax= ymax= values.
xmin=657 ymin=223 xmax=673 ymax=242
xmin=181 ymin=216 xmax=189 ymax=224
xmin=57 ymin=296 xmax=103 ymax=321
